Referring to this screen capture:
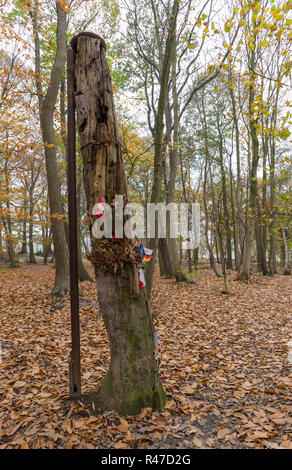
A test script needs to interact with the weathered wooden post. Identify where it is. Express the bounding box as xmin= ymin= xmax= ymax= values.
xmin=70 ymin=32 xmax=166 ymax=415
xmin=67 ymin=45 xmax=81 ymax=398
